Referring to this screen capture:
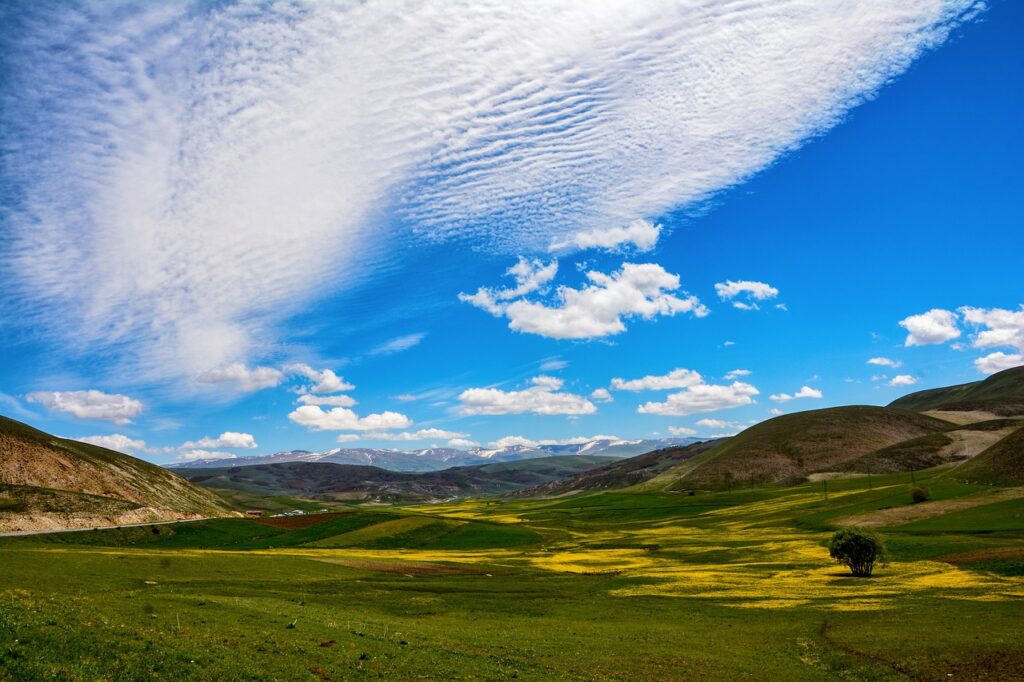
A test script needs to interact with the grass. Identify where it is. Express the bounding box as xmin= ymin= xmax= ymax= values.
xmin=1 ymin=474 xmax=1023 ymax=679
